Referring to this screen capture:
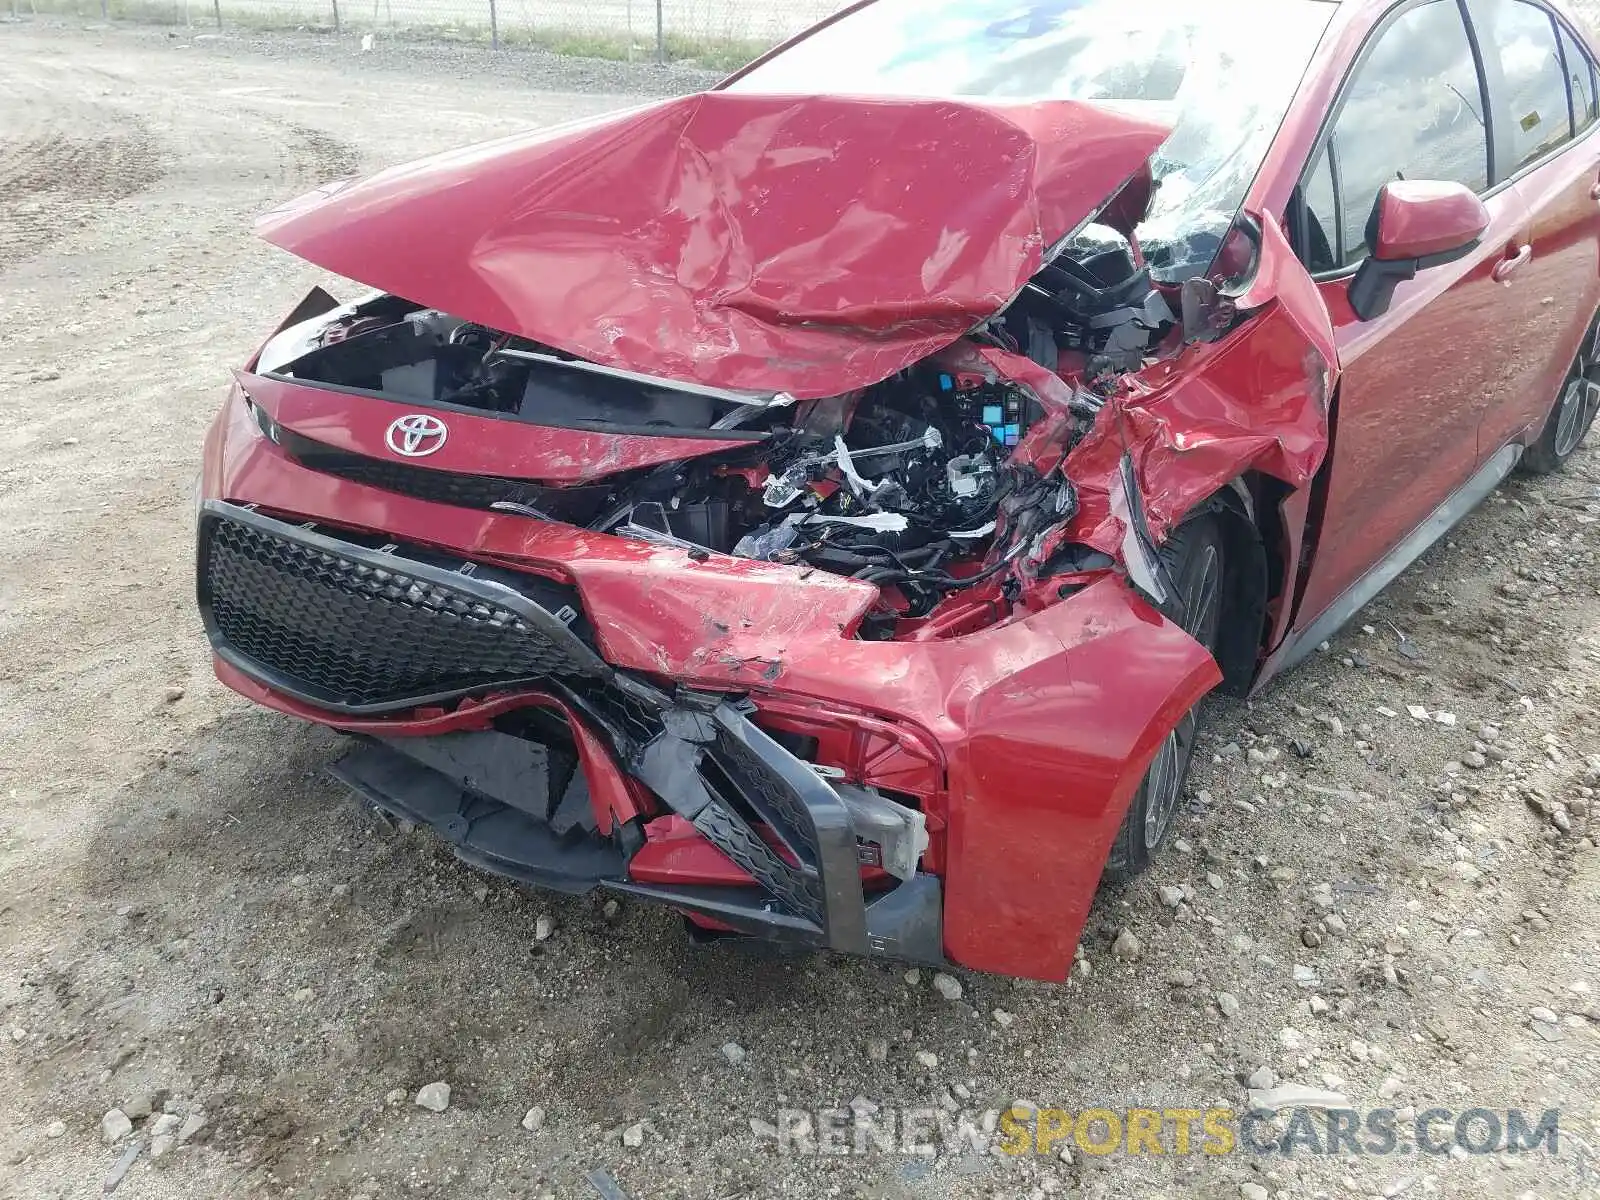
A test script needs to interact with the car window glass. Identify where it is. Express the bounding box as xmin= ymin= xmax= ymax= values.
xmin=1300 ymin=142 xmax=1340 ymax=271
xmin=1560 ymin=23 xmax=1599 ymax=135
xmin=1329 ymin=0 xmax=1488 ymax=269
xmin=1475 ymin=0 xmax=1572 ymax=170
xmin=727 ymin=0 xmax=1334 ymax=285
